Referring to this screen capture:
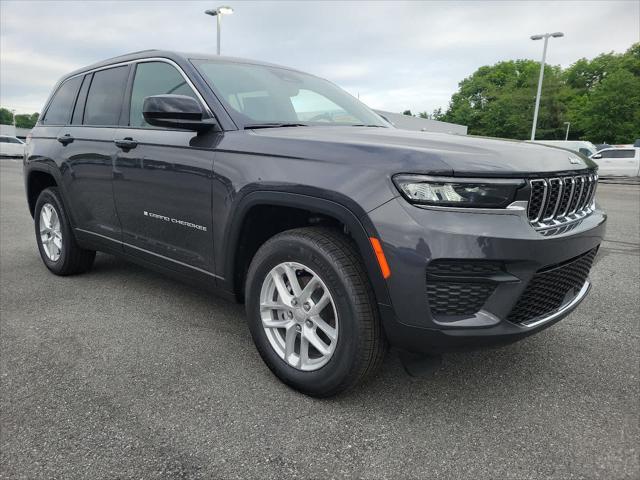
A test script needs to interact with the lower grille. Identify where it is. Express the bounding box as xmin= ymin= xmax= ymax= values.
xmin=426 ymin=260 xmax=500 ymax=317
xmin=427 ymin=282 xmax=496 ymax=316
xmin=507 ymin=248 xmax=597 ymax=324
